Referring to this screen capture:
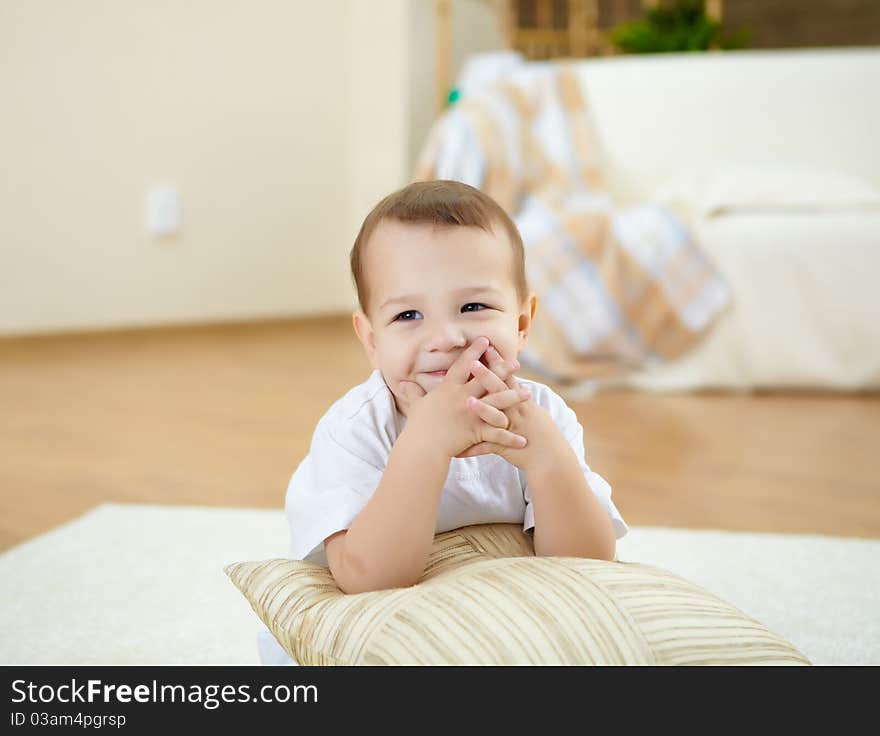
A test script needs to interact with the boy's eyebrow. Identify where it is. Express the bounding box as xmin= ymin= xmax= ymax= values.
xmin=380 ymin=286 xmax=503 ymax=311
